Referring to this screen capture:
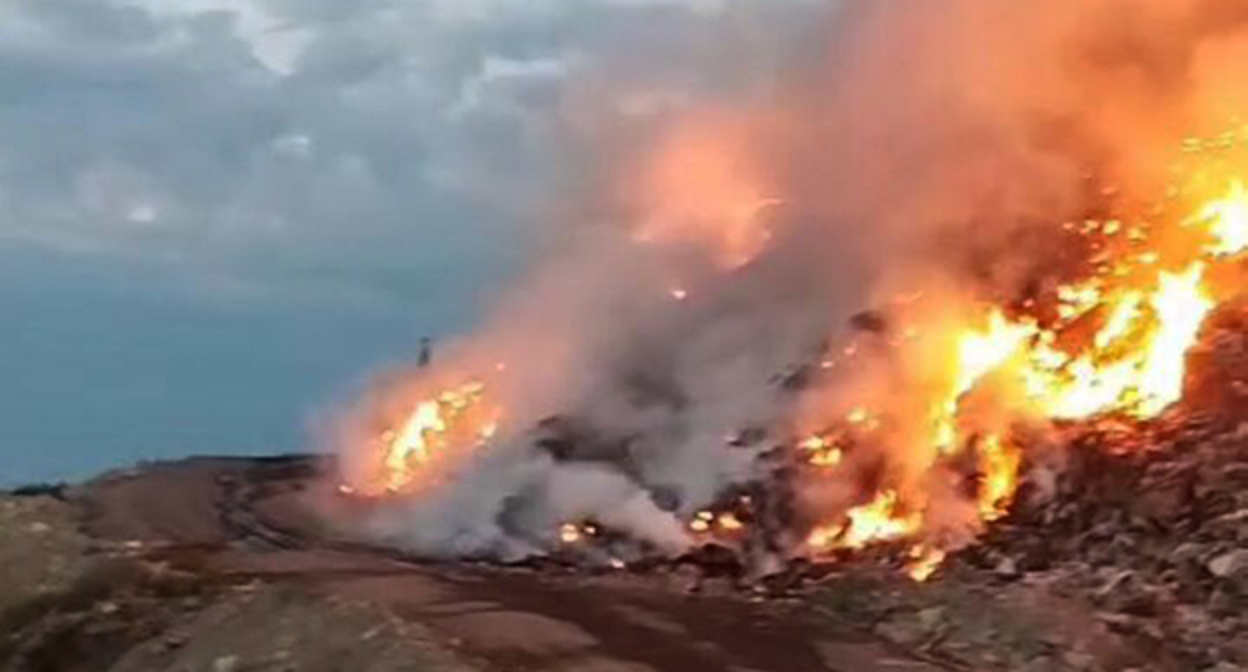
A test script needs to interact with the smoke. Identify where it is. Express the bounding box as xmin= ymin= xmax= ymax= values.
xmin=330 ymin=0 xmax=1248 ymax=563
